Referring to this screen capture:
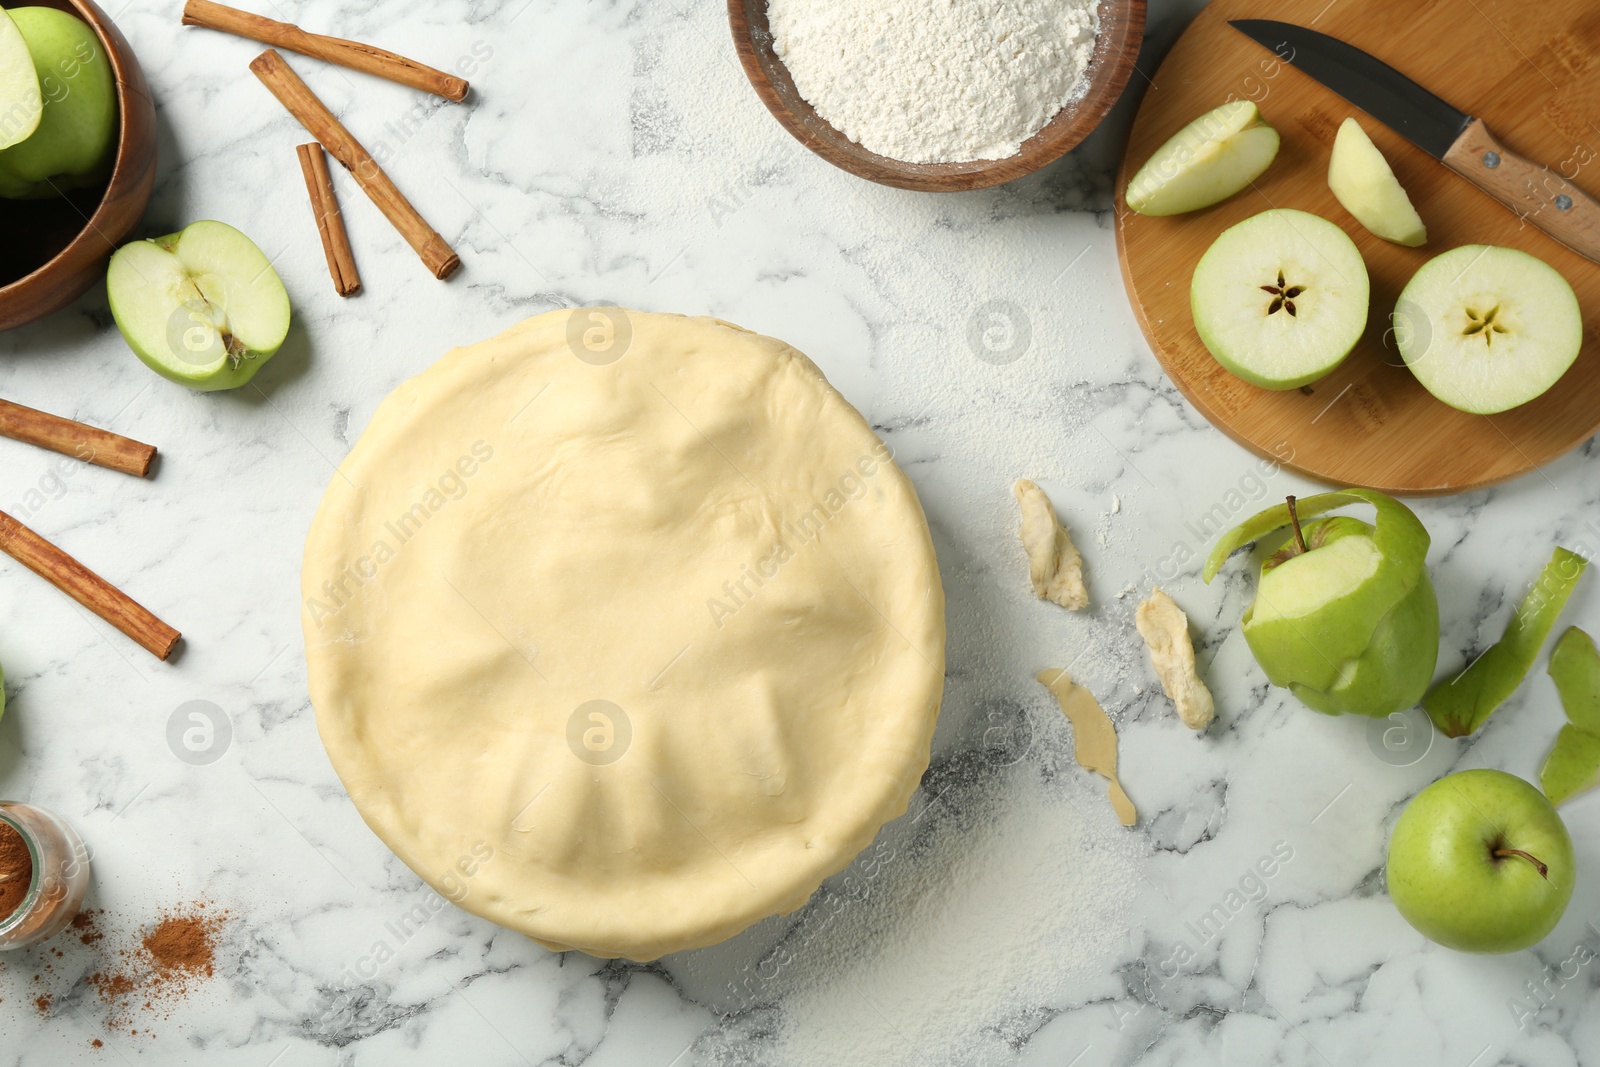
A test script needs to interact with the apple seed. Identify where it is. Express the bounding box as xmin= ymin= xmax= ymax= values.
xmin=1259 ymin=270 xmax=1305 ymax=317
